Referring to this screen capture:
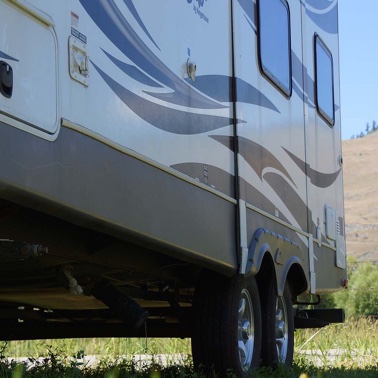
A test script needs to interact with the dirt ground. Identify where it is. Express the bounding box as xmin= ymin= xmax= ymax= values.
xmin=342 ymin=132 xmax=378 ymax=263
